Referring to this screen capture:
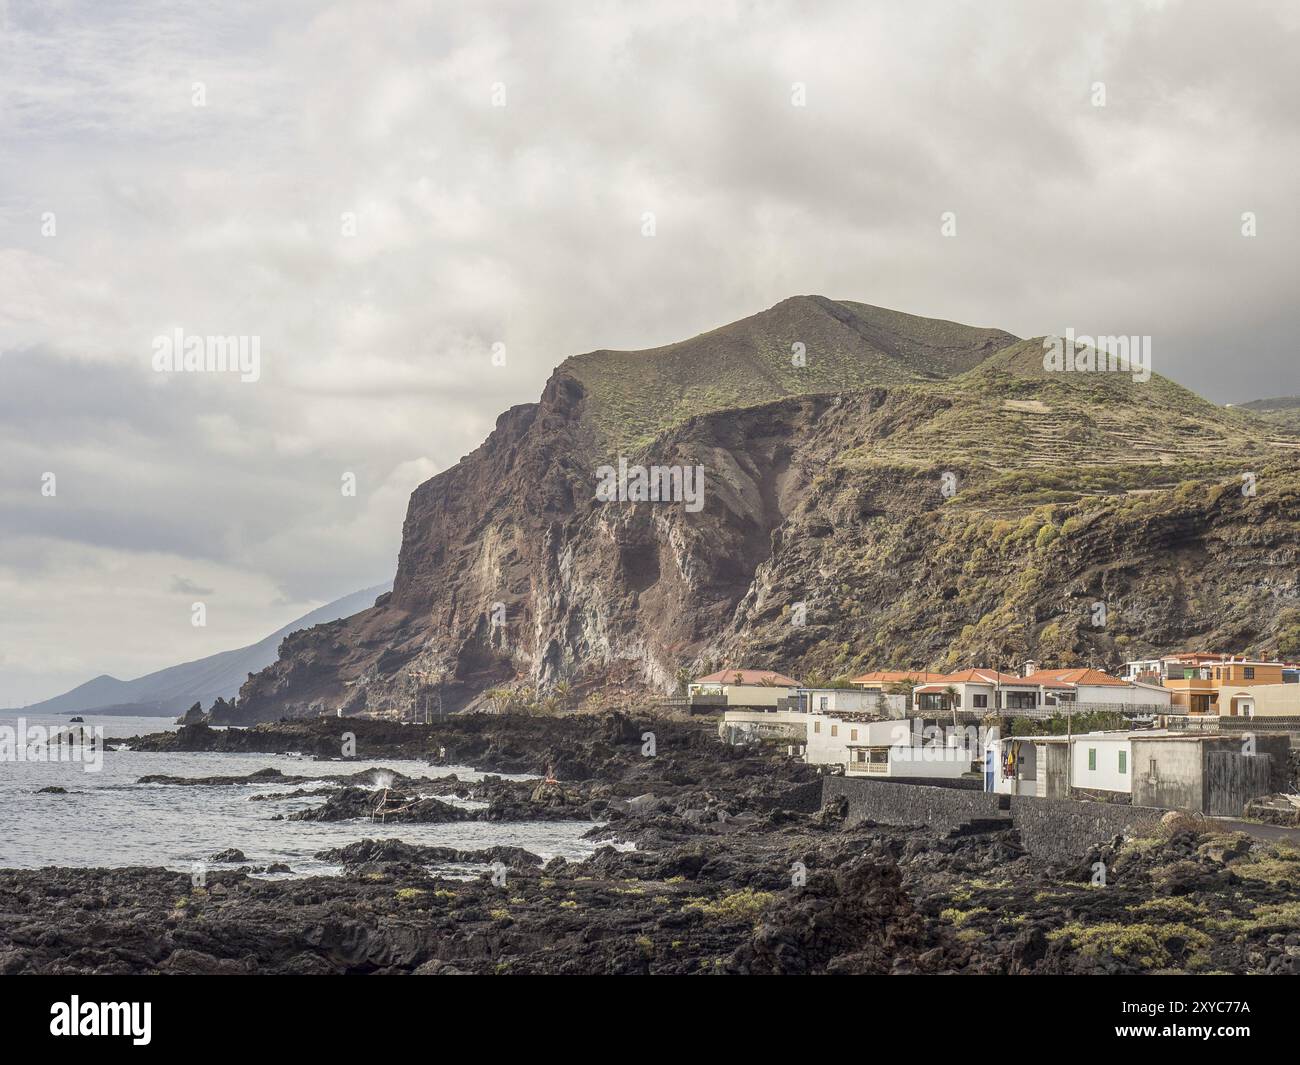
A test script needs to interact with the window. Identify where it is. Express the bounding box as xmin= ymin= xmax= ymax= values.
xmin=813 ymin=721 xmax=821 ymax=734
xmin=850 ymin=728 xmax=858 ymax=741
xmin=973 ymin=694 xmax=988 ymax=708
xmin=819 ymin=696 xmax=828 ymax=711
xmin=1214 ymin=668 xmax=1221 ymax=679
xmin=1088 ymin=748 xmax=1097 ymax=771
xmin=830 ymin=725 xmax=838 ymax=737
xmin=1118 ymin=750 xmax=1127 ymax=774
xmin=1244 ymin=667 xmax=1255 ymax=680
